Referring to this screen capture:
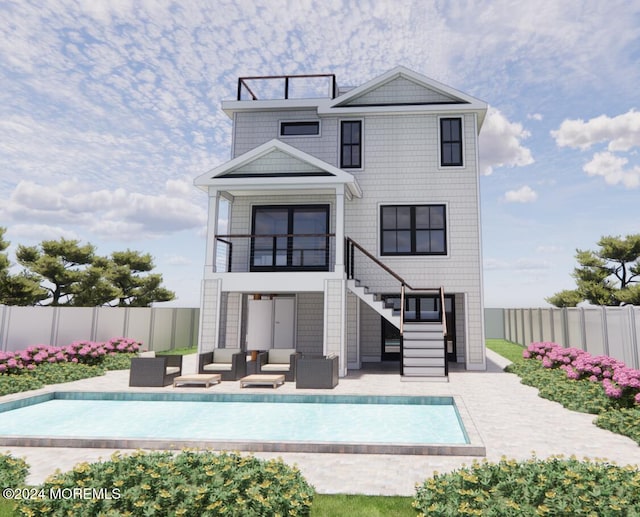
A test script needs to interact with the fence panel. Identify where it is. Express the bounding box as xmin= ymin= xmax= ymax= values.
xmin=2 ymin=306 xmax=55 ymax=349
xmin=0 ymin=305 xmax=199 ymax=353
xmin=487 ymin=306 xmax=639 ymax=369
xmin=94 ymin=307 xmax=128 ymax=342
xmin=583 ymin=308 xmax=605 ymax=357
